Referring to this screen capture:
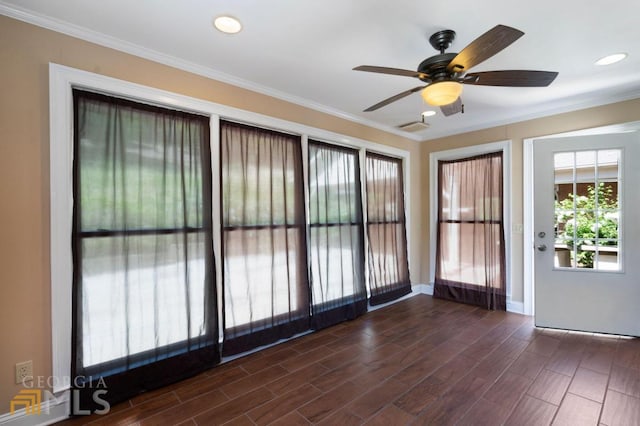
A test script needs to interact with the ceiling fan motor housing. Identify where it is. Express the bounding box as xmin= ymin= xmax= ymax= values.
xmin=418 ymin=53 xmax=457 ymax=82
xmin=418 ymin=29 xmax=462 ymax=82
